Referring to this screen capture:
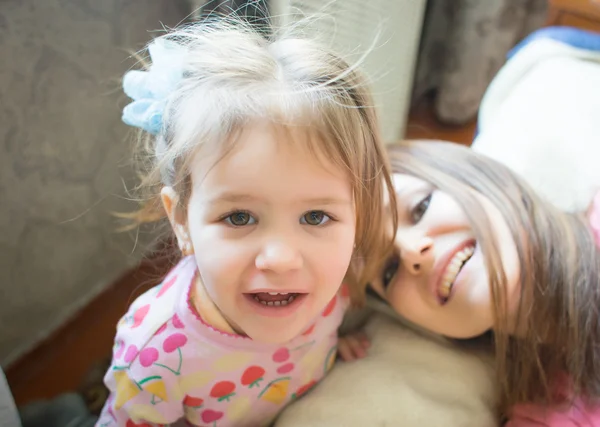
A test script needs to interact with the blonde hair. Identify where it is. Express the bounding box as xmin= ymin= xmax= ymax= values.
xmin=125 ymin=18 xmax=397 ymax=303
xmin=388 ymin=140 xmax=600 ymax=414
